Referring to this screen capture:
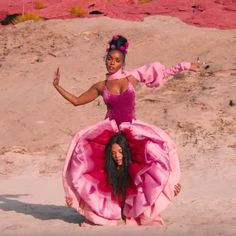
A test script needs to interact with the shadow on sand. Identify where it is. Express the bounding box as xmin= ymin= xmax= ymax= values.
xmin=0 ymin=194 xmax=85 ymax=224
